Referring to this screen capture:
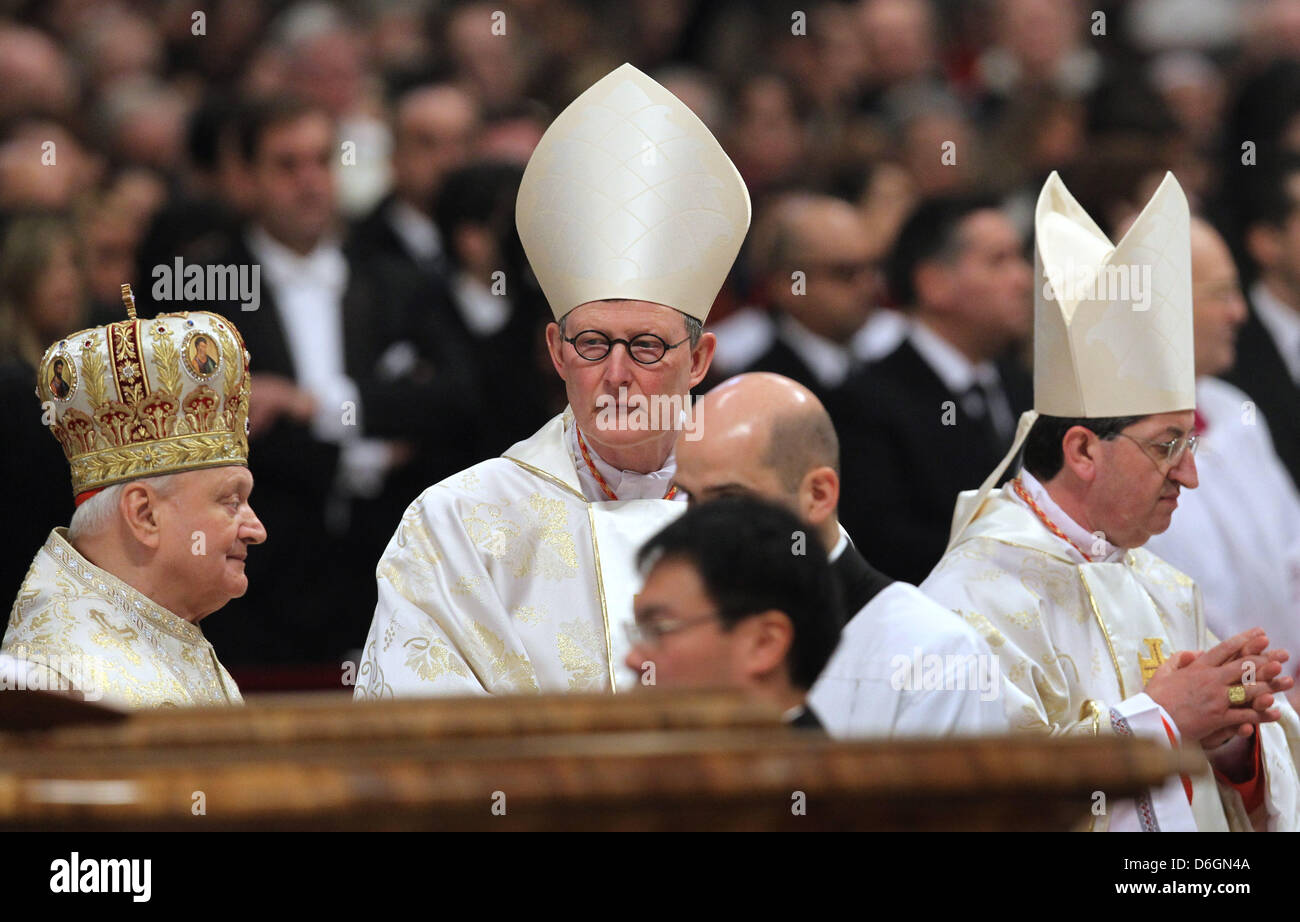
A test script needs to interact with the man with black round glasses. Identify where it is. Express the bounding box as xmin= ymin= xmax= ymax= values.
xmin=354 ymin=64 xmax=749 ymax=698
